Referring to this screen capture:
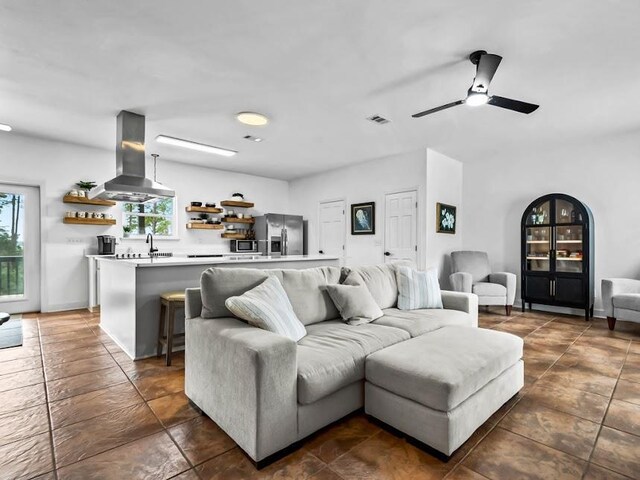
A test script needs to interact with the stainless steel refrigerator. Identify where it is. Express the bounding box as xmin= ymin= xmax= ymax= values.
xmin=254 ymin=214 xmax=304 ymax=256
